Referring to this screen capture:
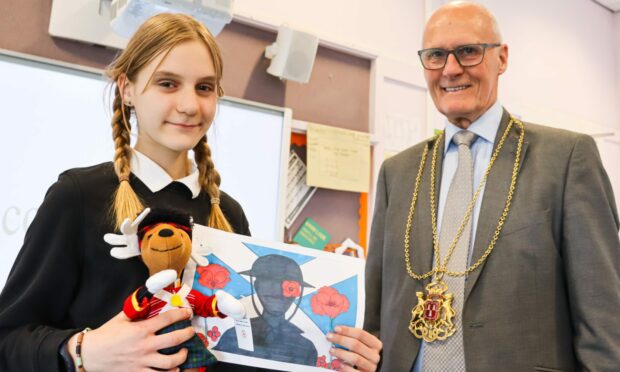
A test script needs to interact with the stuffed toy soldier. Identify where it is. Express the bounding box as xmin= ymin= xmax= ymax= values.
xmin=104 ymin=208 xmax=245 ymax=371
